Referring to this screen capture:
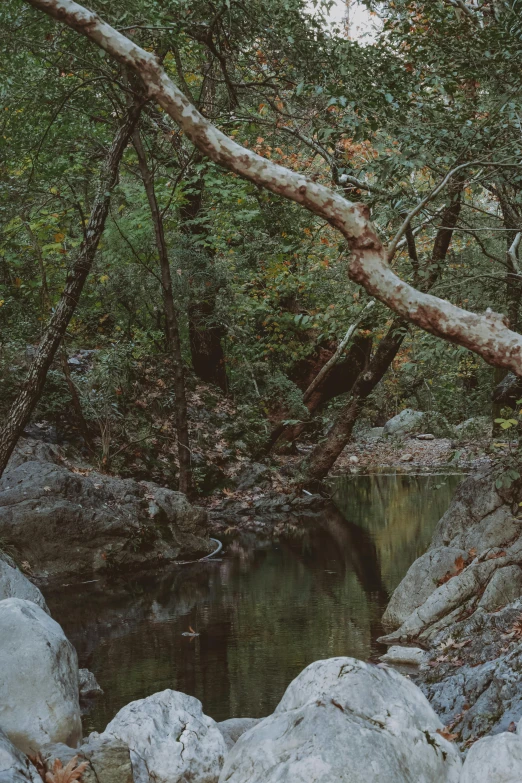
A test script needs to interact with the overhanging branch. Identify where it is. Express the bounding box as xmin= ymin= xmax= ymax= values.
xmin=23 ymin=0 xmax=522 ymax=376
